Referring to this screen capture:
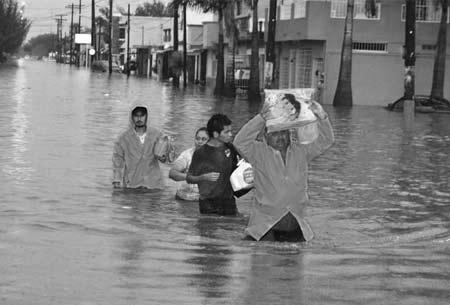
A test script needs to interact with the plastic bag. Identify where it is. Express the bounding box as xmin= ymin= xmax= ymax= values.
xmin=290 ymin=121 xmax=319 ymax=145
xmin=263 ymin=88 xmax=317 ymax=133
xmin=230 ymin=159 xmax=254 ymax=192
xmin=154 ymin=135 xmax=176 ymax=163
